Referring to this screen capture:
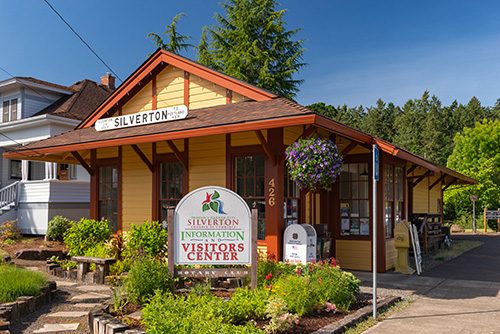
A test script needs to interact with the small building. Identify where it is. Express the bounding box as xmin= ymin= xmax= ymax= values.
xmin=4 ymin=50 xmax=475 ymax=271
xmin=0 ymin=76 xmax=113 ymax=234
